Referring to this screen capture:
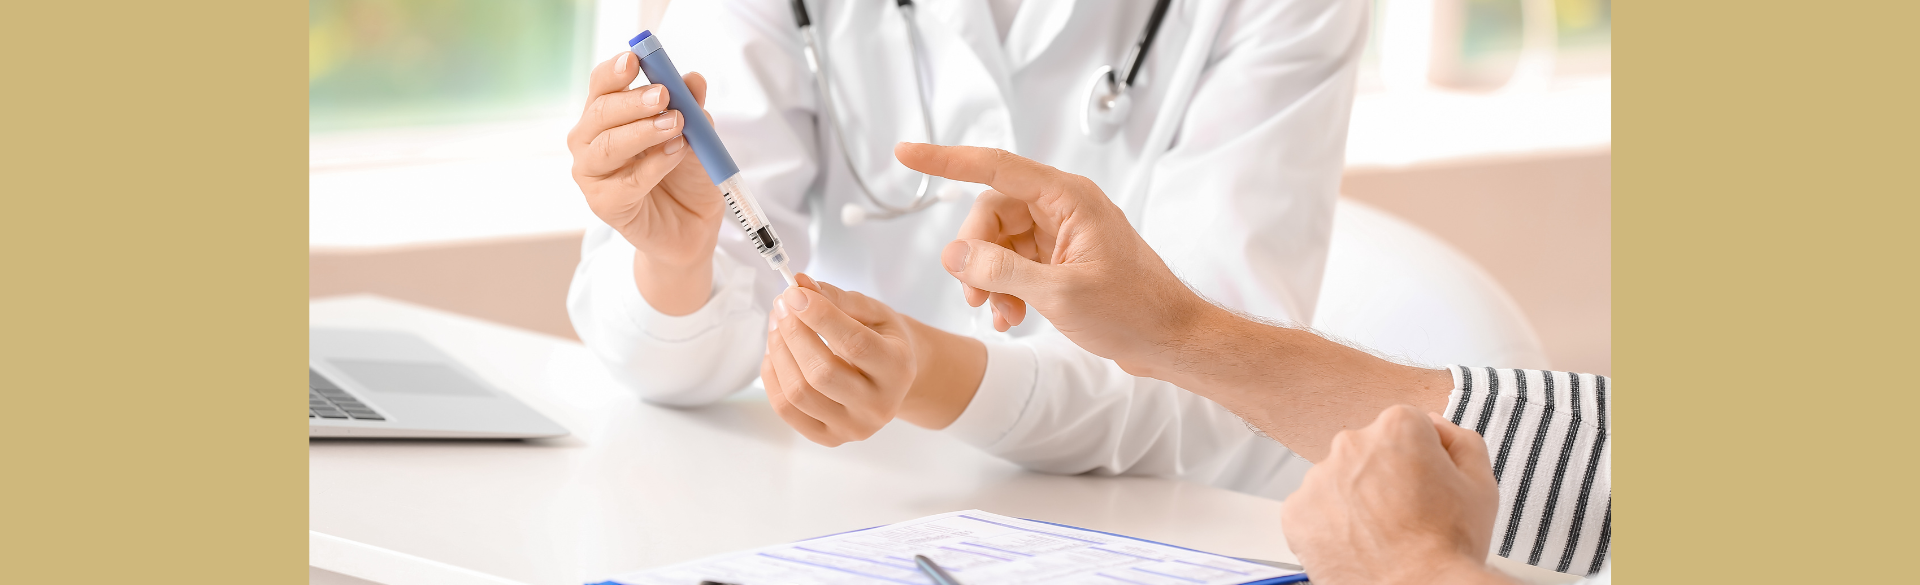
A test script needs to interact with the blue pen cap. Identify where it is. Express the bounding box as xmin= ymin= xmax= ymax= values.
xmin=629 ymin=31 xmax=742 ymax=185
